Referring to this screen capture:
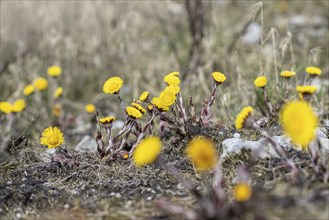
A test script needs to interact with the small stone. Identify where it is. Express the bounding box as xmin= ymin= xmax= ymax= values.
xmin=64 ymin=204 xmax=69 ymax=209
xmin=233 ymin=133 xmax=240 ymax=138
xmin=75 ymin=135 xmax=97 ymax=153
xmin=39 ymin=148 xmax=56 ymax=163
